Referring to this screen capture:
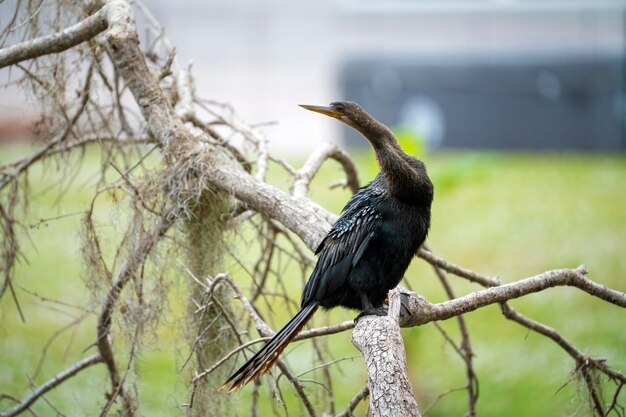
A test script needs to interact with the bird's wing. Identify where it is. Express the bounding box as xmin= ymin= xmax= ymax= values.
xmin=303 ymin=186 xmax=384 ymax=305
